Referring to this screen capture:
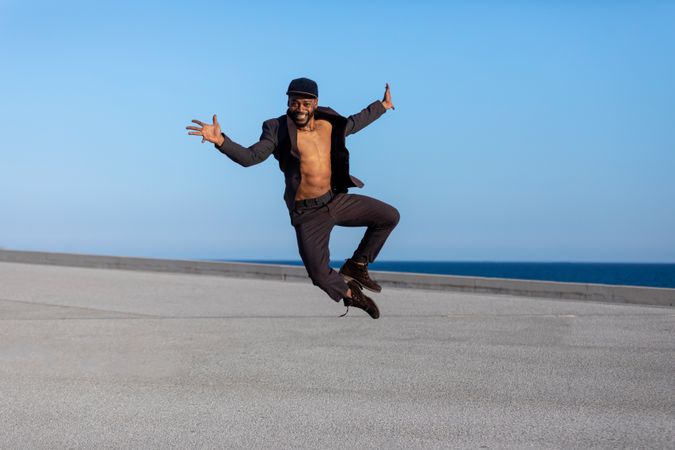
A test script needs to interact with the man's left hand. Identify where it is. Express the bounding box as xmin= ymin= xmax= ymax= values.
xmin=381 ymin=82 xmax=395 ymax=110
